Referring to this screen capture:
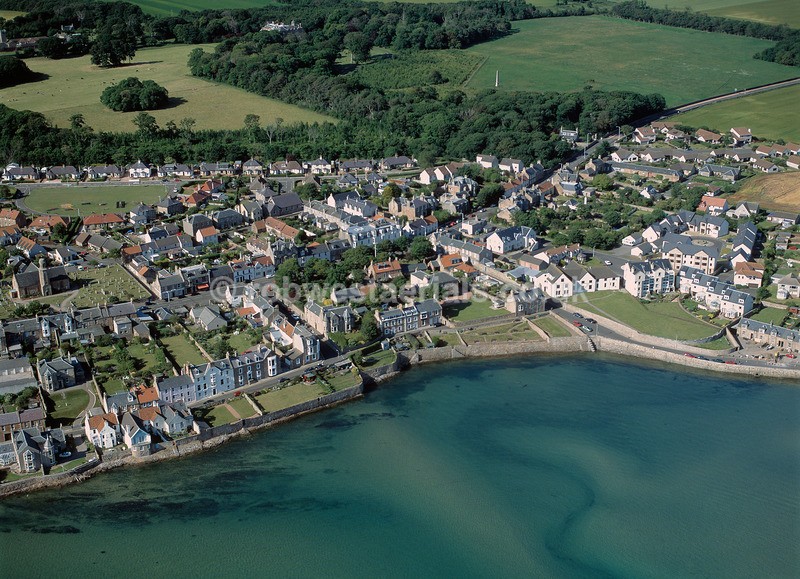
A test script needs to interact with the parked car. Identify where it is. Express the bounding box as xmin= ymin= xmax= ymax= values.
xmin=683 ymin=353 xmax=697 ymax=358
xmin=603 ymin=260 xmax=613 ymax=266
xmin=572 ymin=321 xmax=582 ymax=328
xmin=573 ymin=312 xmax=584 ymax=319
